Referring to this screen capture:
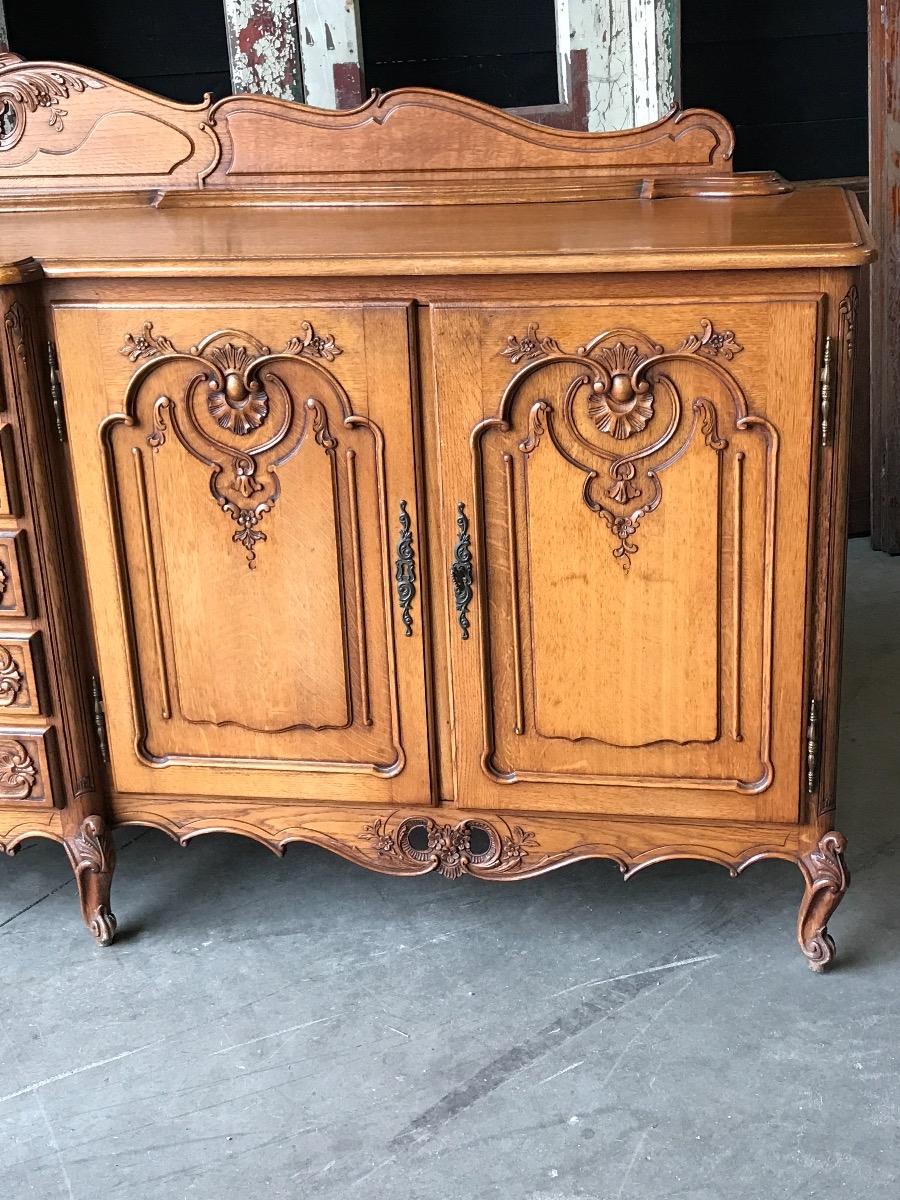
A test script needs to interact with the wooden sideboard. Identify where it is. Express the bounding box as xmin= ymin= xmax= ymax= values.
xmin=0 ymin=53 xmax=872 ymax=966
